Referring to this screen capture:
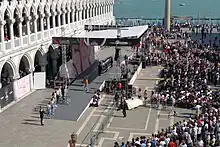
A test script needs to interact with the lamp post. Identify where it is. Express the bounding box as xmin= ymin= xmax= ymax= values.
xmin=164 ymin=0 xmax=171 ymax=31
